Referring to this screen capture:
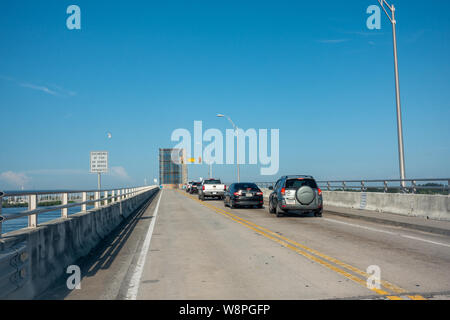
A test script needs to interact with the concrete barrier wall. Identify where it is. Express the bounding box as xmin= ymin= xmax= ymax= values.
xmin=322 ymin=191 xmax=450 ymax=221
xmin=260 ymin=188 xmax=449 ymax=221
xmin=0 ymin=187 xmax=159 ymax=299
